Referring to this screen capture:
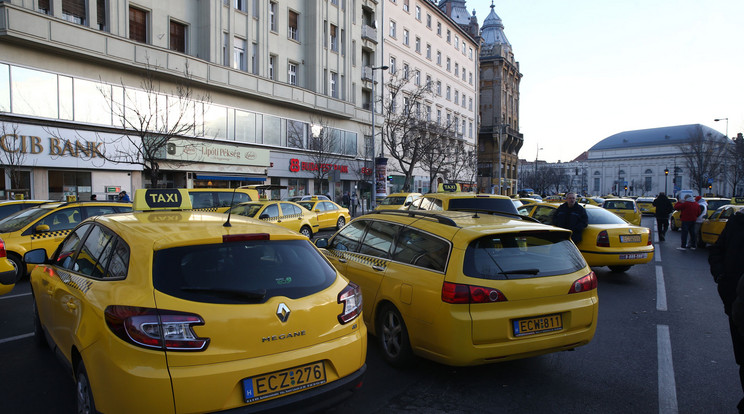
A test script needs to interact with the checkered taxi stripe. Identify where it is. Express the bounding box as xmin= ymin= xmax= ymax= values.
xmin=31 ymin=230 xmax=71 ymax=240
xmin=56 ymin=269 xmax=93 ymax=294
xmin=326 ymin=250 xmax=388 ymax=270
xmin=260 ymin=213 xmax=303 ymax=223
xmin=194 ymin=207 xmax=219 ymax=212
